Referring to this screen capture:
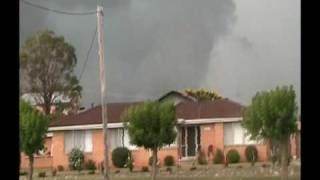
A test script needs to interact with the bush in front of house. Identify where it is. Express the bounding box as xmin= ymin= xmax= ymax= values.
xmin=112 ymin=147 xmax=130 ymax=168
xmin=245 ymin=145 xmax=258 ymax=166
xmin=19 ymin=171 xmax=28 ymax=176
xmin=126 ymin=155 xmax=134 ymax=172
xmin=226 ymin=149 xmax=240 ymax=164
xmin=141 ymin=166 xmax=149 ymax=172
xmin=57 ymin=165 xmax=64 ymax=171
xmin=68 ymin=147 xmax=85 ymax=171
xmin=164 ymin=155 xmax=175 ymax=166
xmin=213 ymin=148 xmax=224 ymax=164
xmin=197 ymin=150 xmax=208 ymax=165
xmin=51 ymin=168 xmax=57 ymax=176
xmin=38 ymin=171 xmax=46 ymax=178
xmin=84 ymin=159 xmax=97 ymax=174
